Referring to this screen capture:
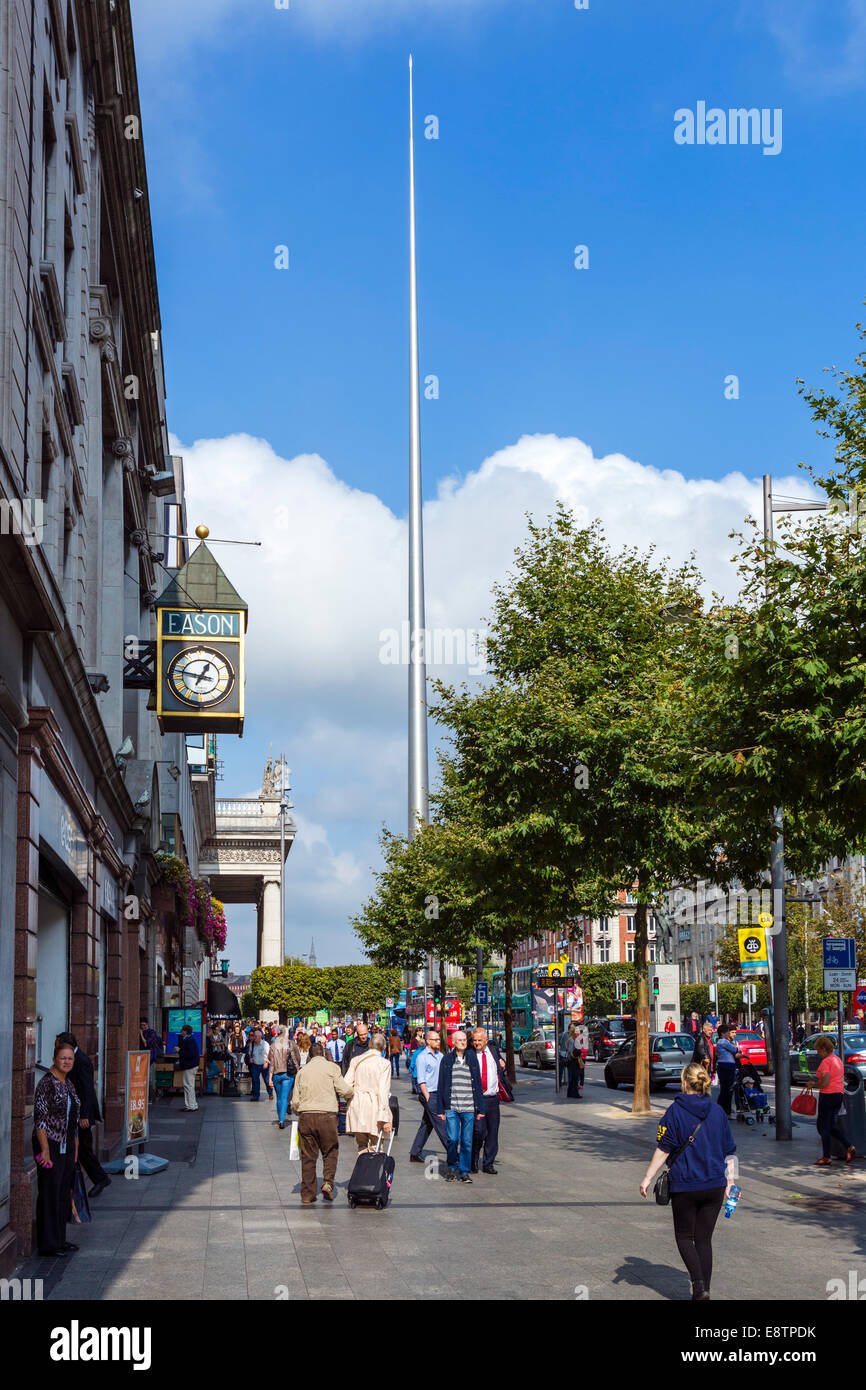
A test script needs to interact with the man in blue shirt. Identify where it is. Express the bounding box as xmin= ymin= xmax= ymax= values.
xmin=409 ymin=1030 xmax=448 ymax=1163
